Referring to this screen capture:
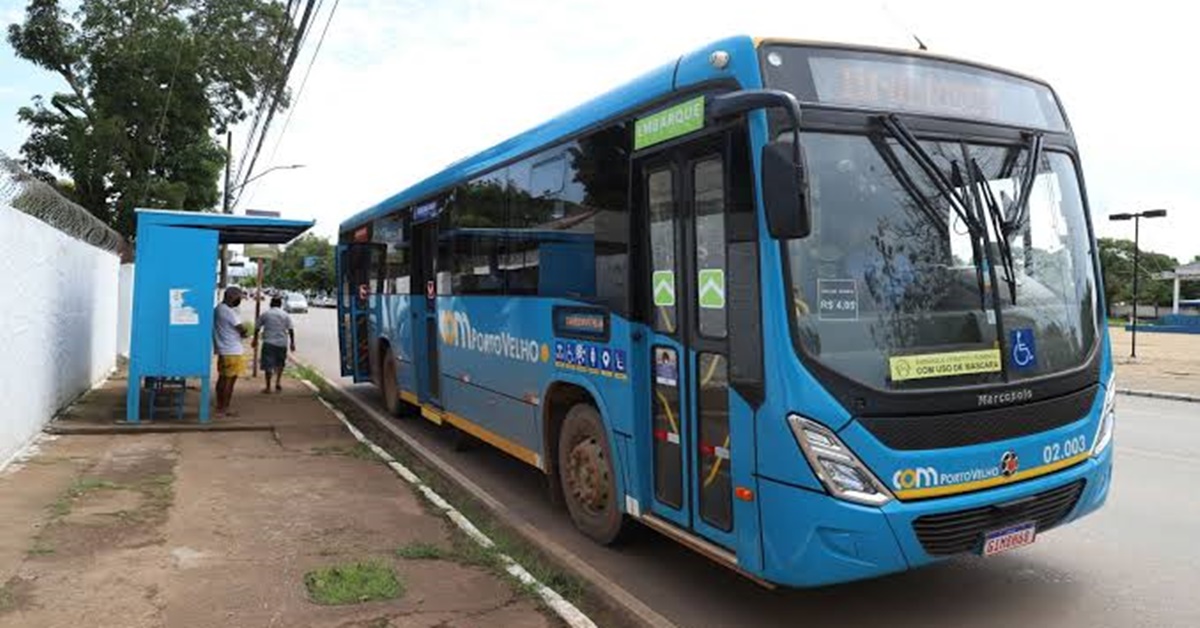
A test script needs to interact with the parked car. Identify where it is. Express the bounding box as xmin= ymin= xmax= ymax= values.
xmin=312 ymin=294 xmax=336 ymax=308
xmin=284 ymin=292 xmax=309 ymax=313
